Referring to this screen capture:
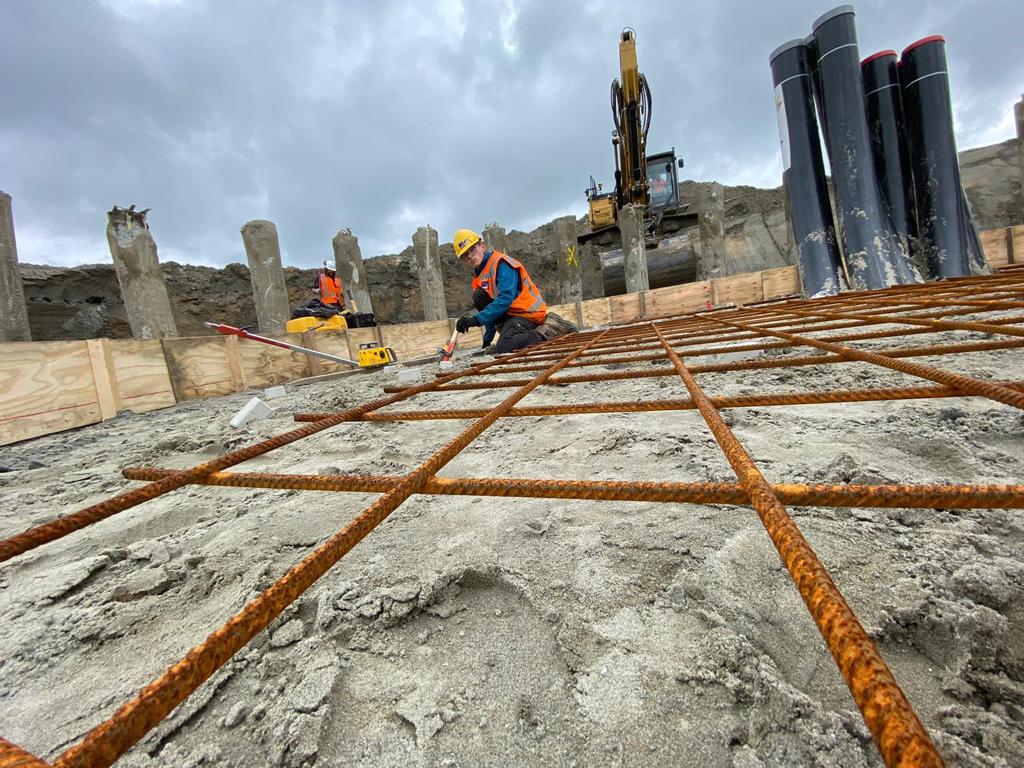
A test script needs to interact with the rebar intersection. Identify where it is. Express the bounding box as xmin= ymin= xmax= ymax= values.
xmin=3 ymin=267 xmax=1024 ymax=768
